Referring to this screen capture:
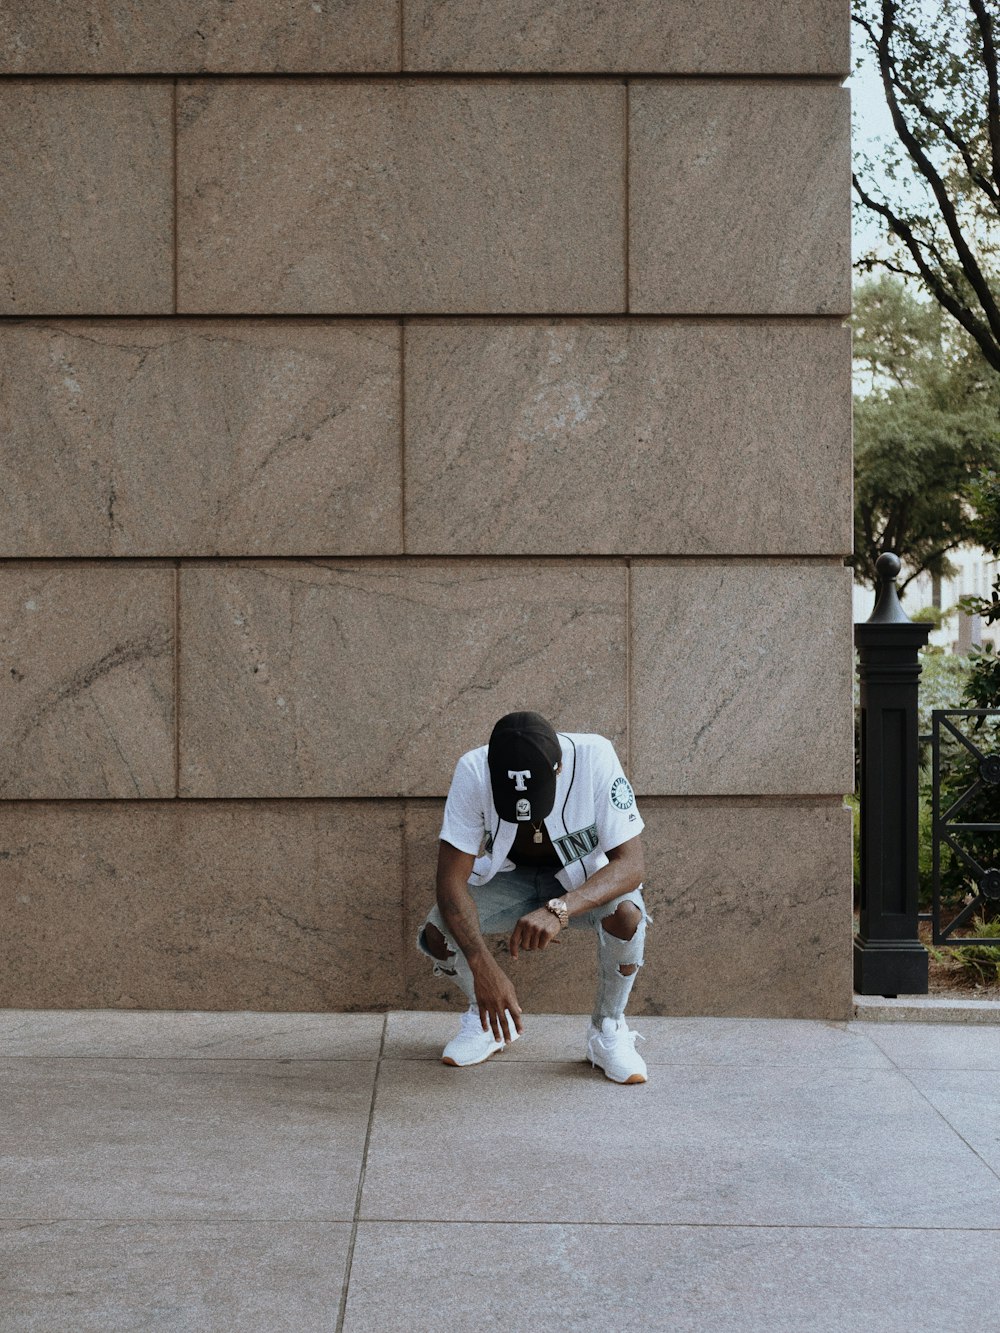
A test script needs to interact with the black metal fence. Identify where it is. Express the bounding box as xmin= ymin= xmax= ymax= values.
xmin=854 ymin=553 xmax=1000 ymax=995
xmin=920 ymin=709 xmax=1000 ymax=945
